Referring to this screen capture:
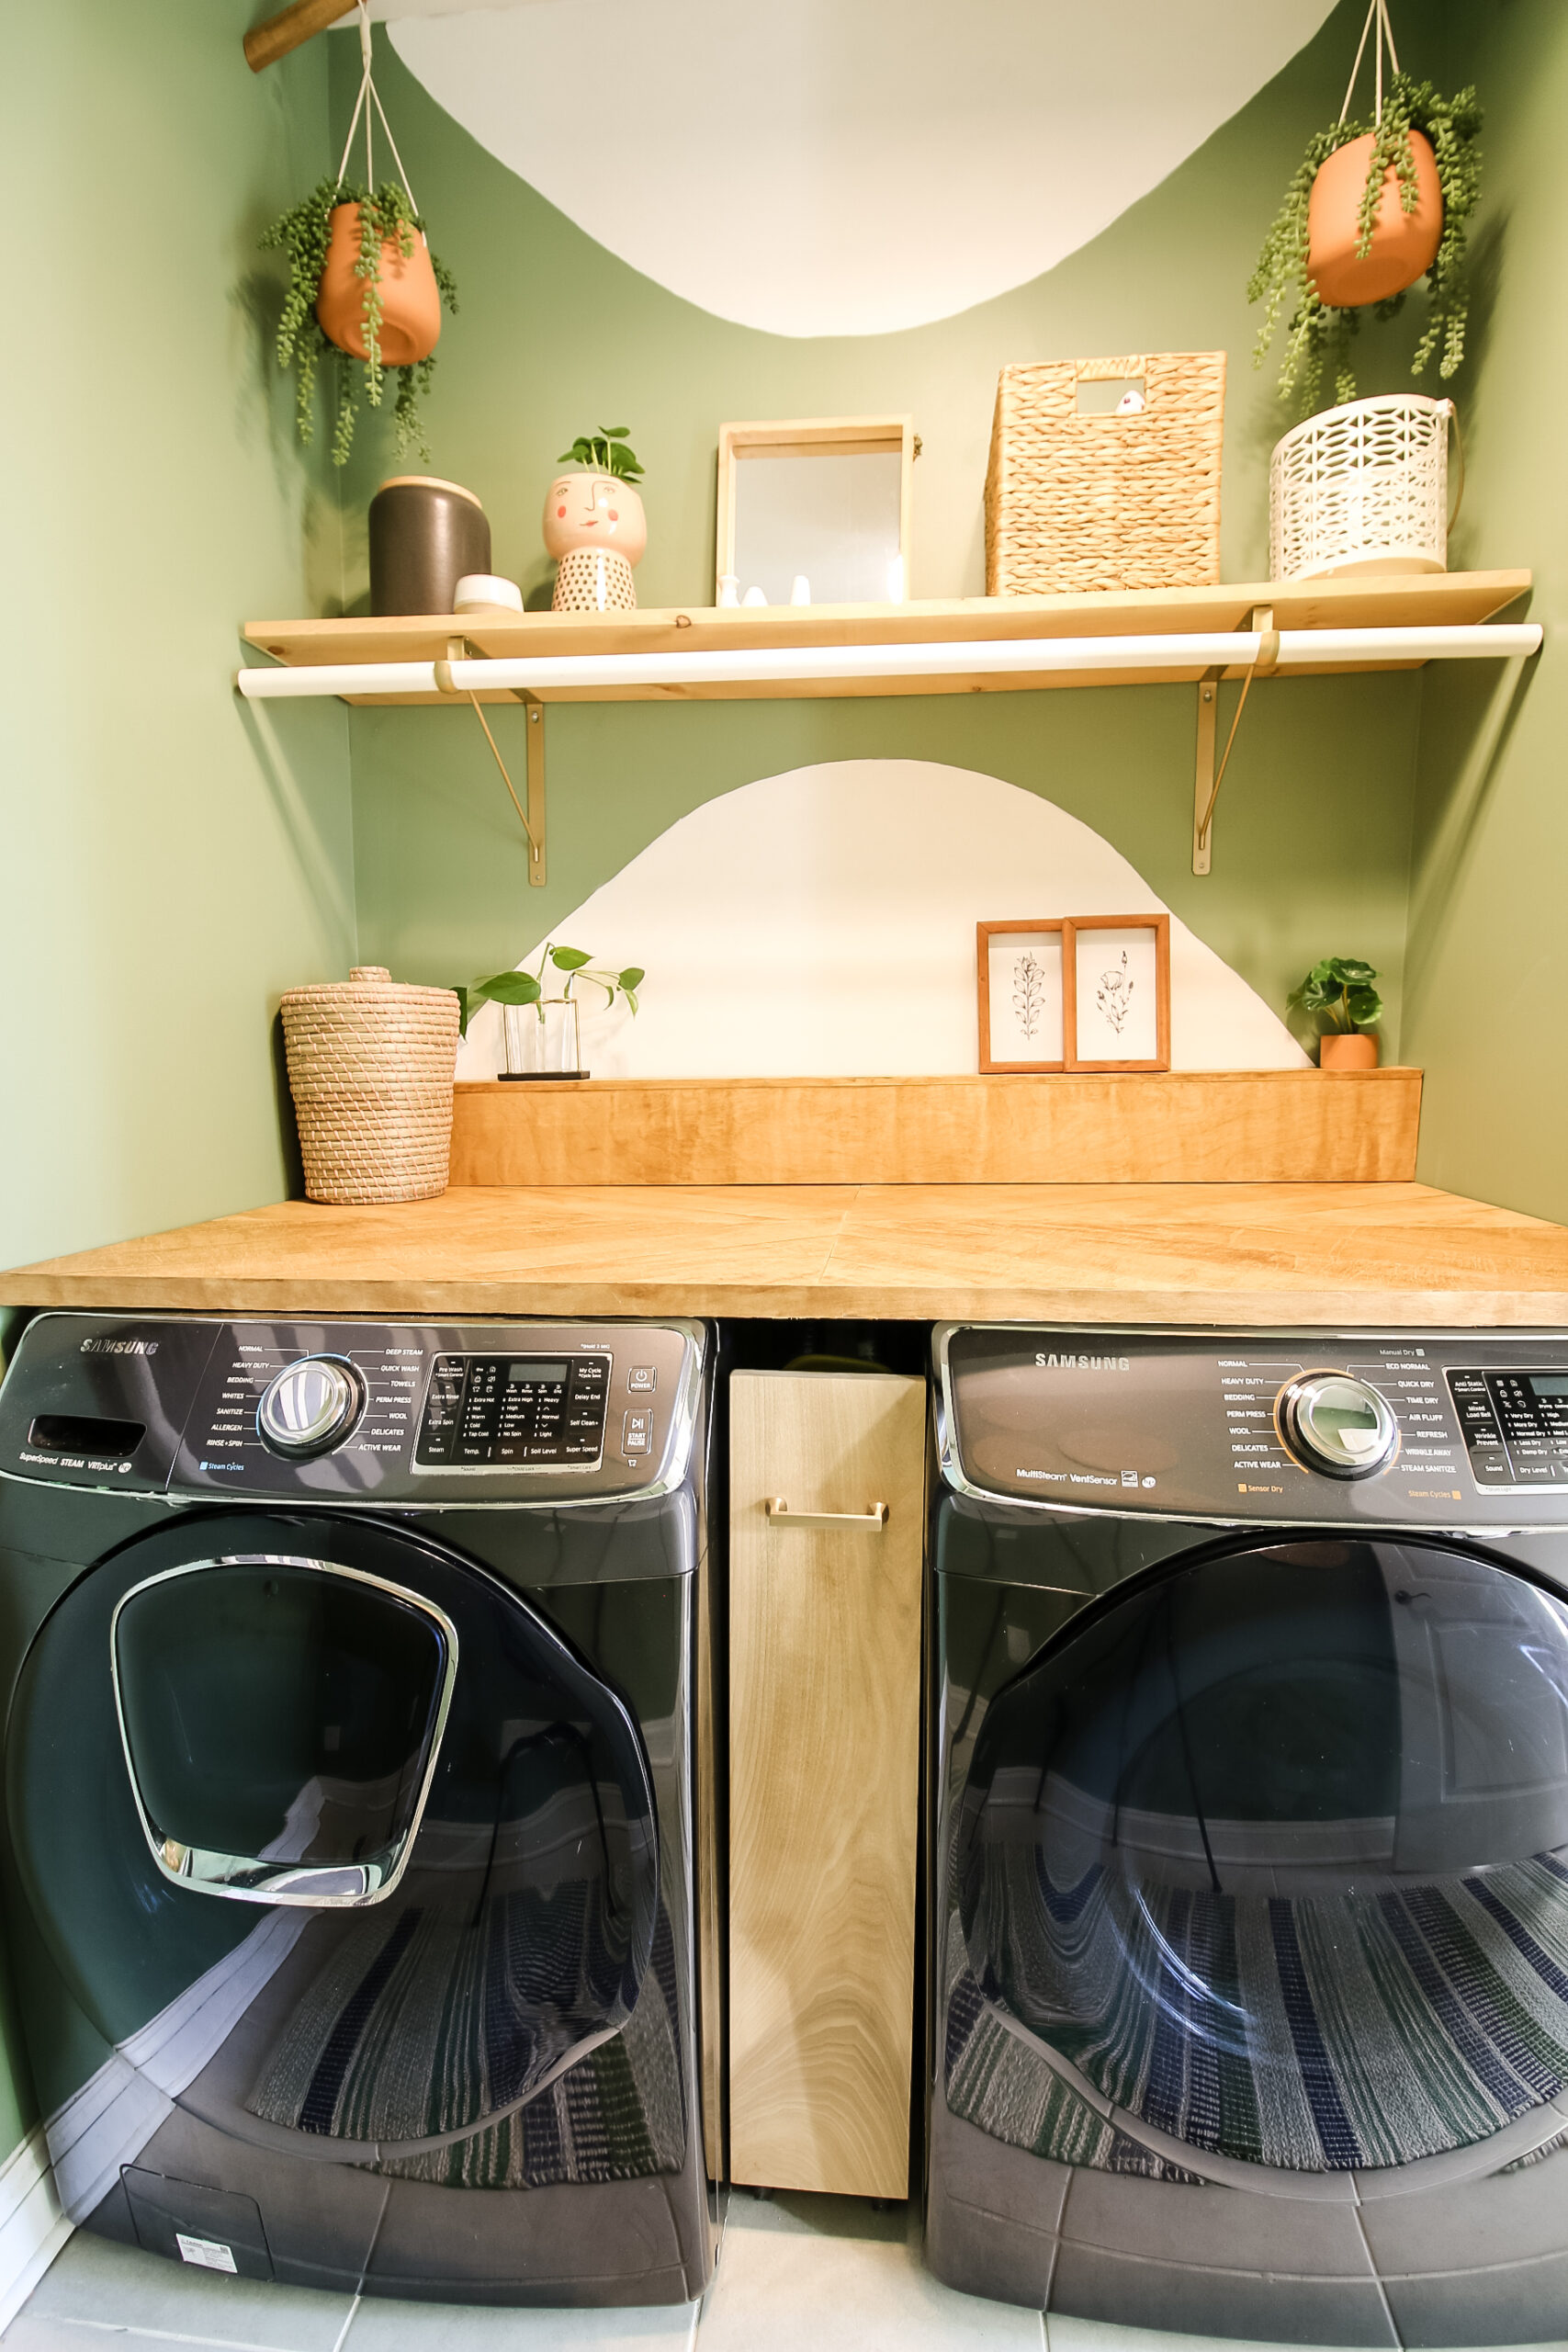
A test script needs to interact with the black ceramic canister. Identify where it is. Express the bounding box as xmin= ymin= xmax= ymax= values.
xmin=369 ymin=476 xmax=491 ymax=616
